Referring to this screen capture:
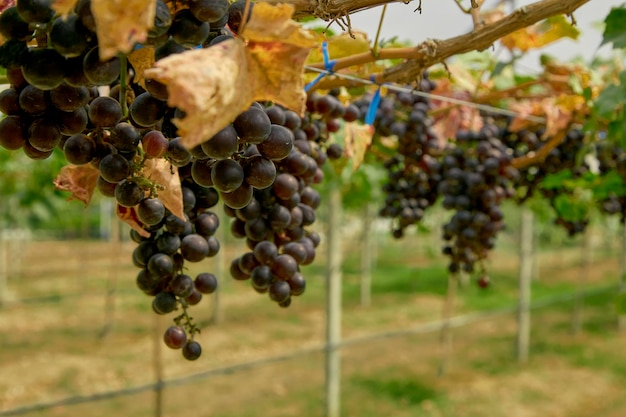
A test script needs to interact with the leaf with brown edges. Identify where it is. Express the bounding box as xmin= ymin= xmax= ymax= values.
xmin=117 ymin=205 xmax=151 ymax=238
xmin=53 ymin=164 xmax=100 ymax=206
xmin=143 ymin=158 xmax=185 ymax=220
xmin=91 ymin=0 xmax=156 ymax=60
xmin=128 ymin=46 xmax=155 ymax=88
